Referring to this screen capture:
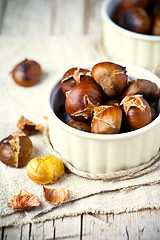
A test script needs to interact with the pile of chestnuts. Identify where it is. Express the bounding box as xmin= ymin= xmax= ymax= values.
xmin=60 ymin=61 xmax=160 ymax=134
xmin=114 ymin=0 xmax=160 ymax=35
